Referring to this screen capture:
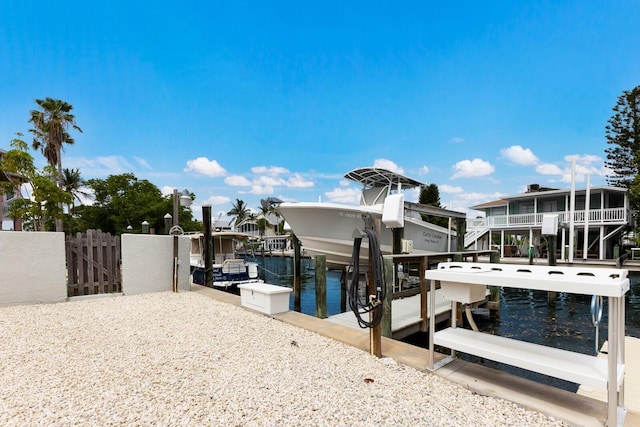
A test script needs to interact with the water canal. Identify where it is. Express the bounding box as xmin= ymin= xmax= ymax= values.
xmin=248 ymin=255 xmax=640 ymax=391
